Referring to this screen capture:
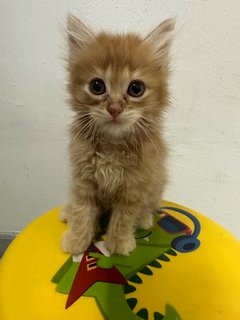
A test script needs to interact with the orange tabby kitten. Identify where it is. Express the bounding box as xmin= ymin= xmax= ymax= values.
xmin=61 ymin=15 xmax=174 ymax=255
